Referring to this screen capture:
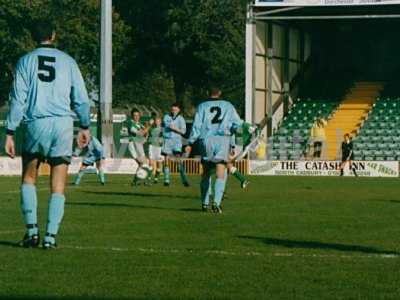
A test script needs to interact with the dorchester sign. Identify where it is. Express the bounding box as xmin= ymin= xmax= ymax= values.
xmin=255 ymin=0 xmax=400 ymax=6
xmin=249 ymin=160 xmax=399 ymax=177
